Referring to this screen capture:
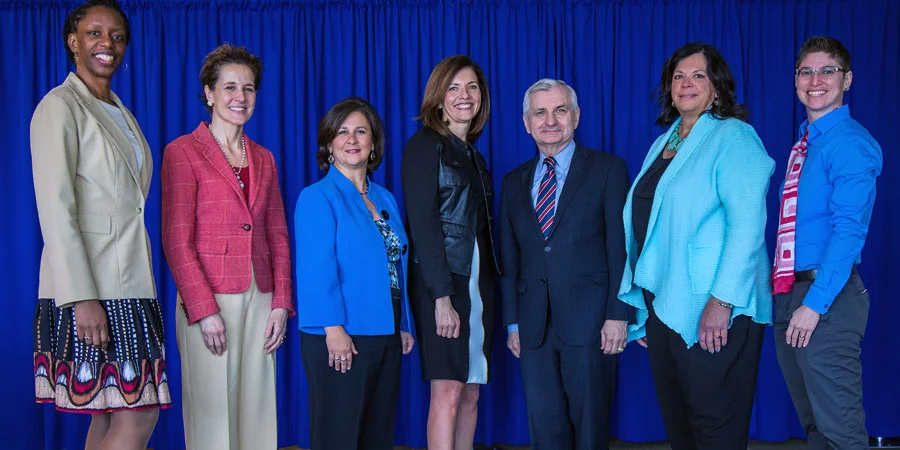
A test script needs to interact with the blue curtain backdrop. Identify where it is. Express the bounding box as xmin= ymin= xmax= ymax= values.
xmin=3 ymin=0 xmax=897 ymax=448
